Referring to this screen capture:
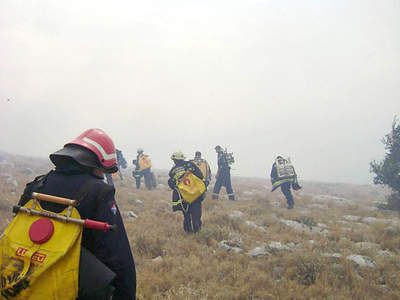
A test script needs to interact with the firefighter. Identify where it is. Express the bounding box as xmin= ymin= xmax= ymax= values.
xmin=212 ymin=145 xmax=235 ymax=200
xmin=270 ymin=156 xmax=301 ymax=209
xmin=168 ymin=151 xmax=205 ymax=233
xmin=18 ymin=128 xmax=136 ymax=299
xmin=190 ymin=151 xmax=211 ymax=187
xmin=131 ymin=159 xmax=141 ymax=189
xmin=134 ymin=148 xmax=155 ymax=190
xmin=105 ymin=149 xmax=127 ymax=186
